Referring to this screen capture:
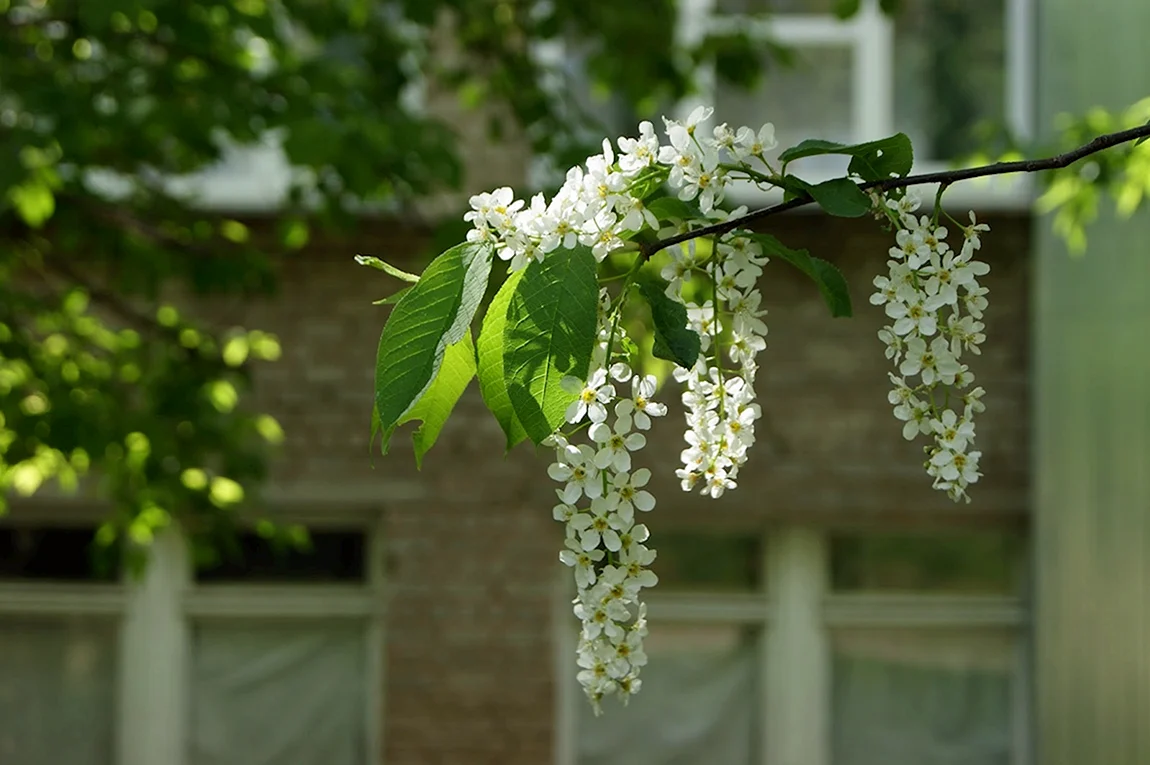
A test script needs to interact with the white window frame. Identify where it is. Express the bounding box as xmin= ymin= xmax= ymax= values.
xmin=678 ymin=0 xmax=1037 ymax=211
xmin=0 ymin=504 xmax=386 ymax=765
xmin=555 ymin=525 xmax=1030 ymax=765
